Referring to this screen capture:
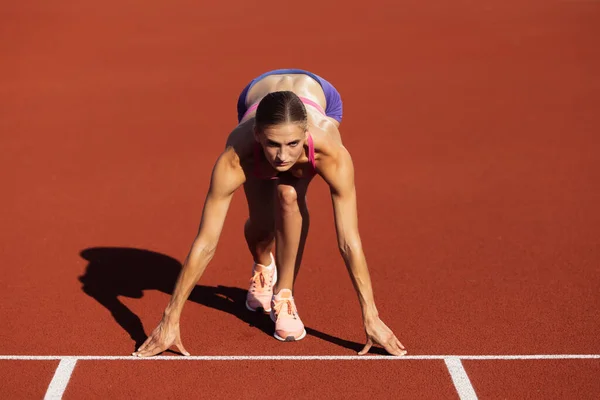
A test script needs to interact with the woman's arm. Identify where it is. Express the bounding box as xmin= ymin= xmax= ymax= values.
xmin=319 ymin=145 xmax=407 ymax=356
xmin=164 ymin=150 xmax=244 ymax=322
xmin=133 ymin=149 xmax=245 ymax=357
